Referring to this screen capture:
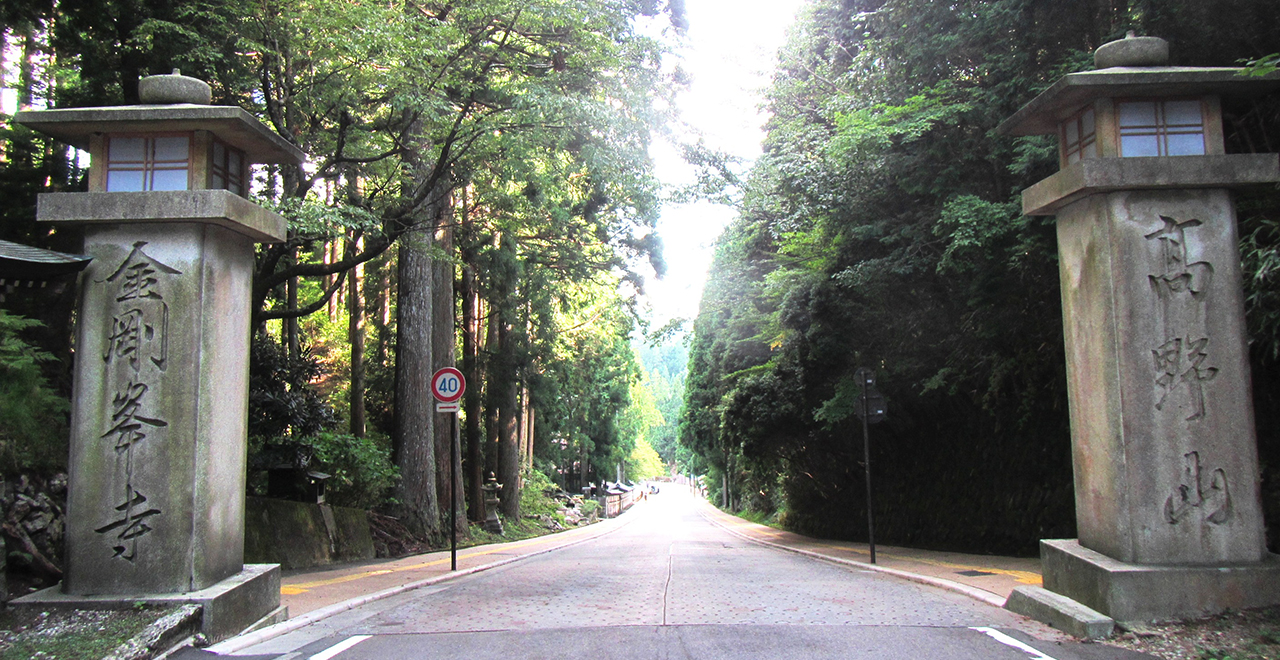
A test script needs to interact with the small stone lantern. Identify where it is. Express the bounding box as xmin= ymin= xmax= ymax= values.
xmin=998 ymin=36 xmax=1280 ymax=629
xmin=482 ymin=473 xmax=504 ymax=535
xmin=13 ymin=72 xmax=303 ymax=640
